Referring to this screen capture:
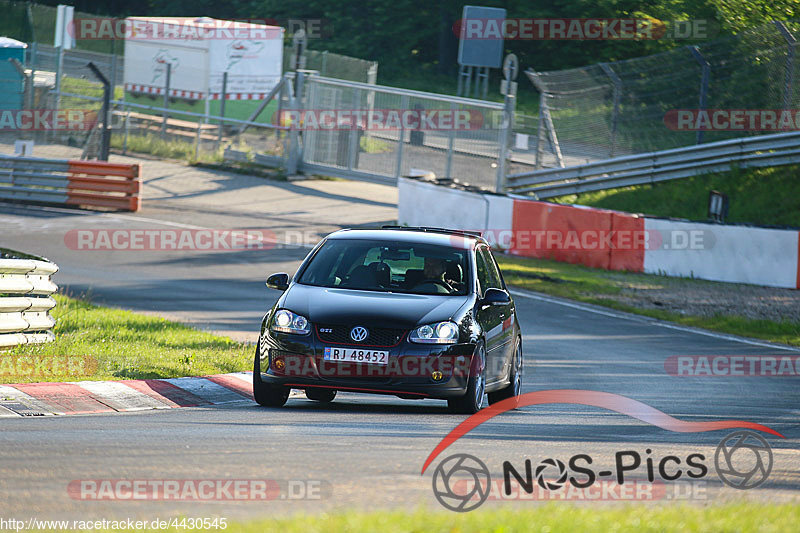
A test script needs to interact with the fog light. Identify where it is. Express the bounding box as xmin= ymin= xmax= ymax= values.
xmin=273 ymin=359 xmax=285 ymax=371
xmin=431 ymin=371 xmax=444 ymax=381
